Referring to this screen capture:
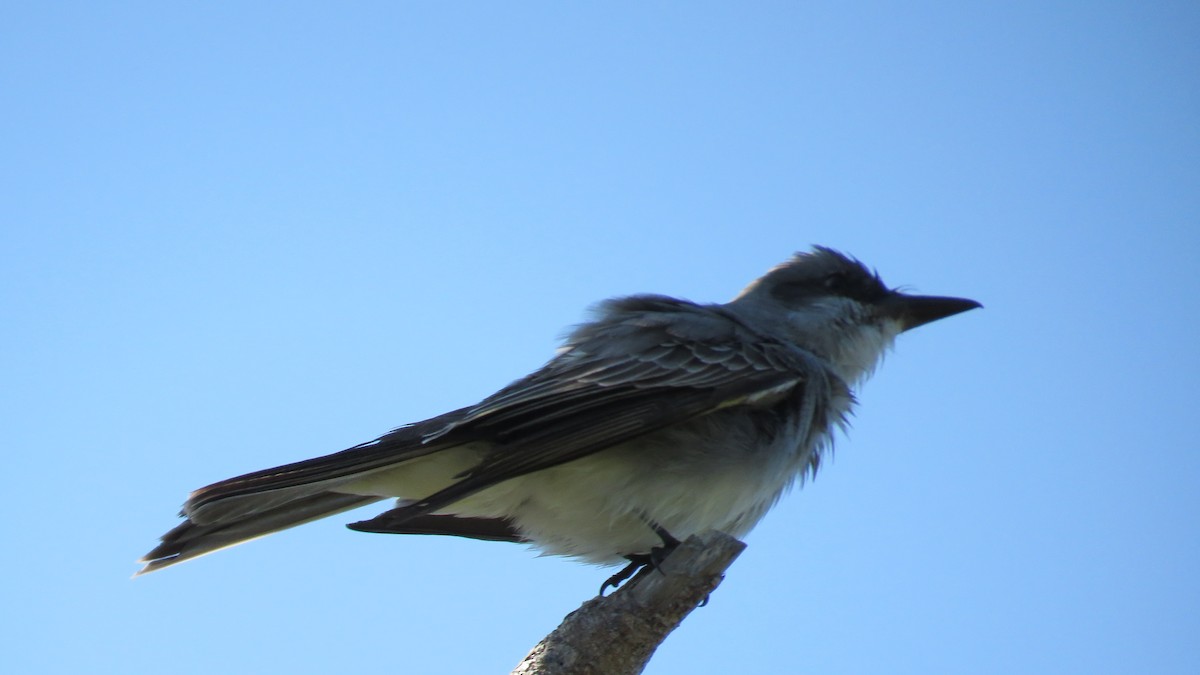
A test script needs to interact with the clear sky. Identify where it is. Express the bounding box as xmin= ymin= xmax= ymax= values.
xmin=3 ymin=2 xmax=1197 ymax=673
